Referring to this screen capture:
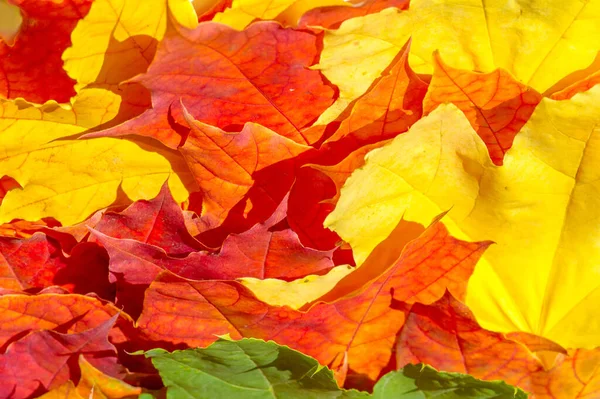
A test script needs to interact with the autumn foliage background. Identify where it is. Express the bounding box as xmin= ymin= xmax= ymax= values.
xmin=0 ymin=0 xmax=600 ymax=397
